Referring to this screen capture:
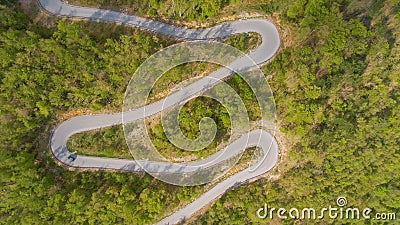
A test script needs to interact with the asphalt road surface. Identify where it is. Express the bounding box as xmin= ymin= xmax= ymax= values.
xmin=39 ymin=0 xmax=281 ymax=224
